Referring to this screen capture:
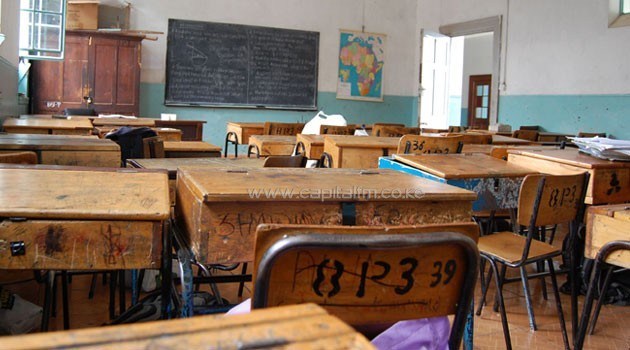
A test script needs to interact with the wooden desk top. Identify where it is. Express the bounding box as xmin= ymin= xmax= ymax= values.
xmin=508 ymin=148 xmax=629 ymax=169
xmin=0 ymin=134 xmax=119 ymax=151
xmin=586 ymin=204 xmax=630 ymax=268
xmin=91 ymin=117 xmax=155 ymax=127
xmin=3 ymin=118 xmax=93 ymax=130
xmin=128 ymin=157 xmax=265 ymax=178
xmin=226 ymin=122 xmax=265 ymax=128
xmin=249 ymin=135 xmax=297 ymax=144
xmin=393 ymin=153 xmax=536 ymax=179
xmin=178 ymin=167 xmax=477 ymax=203
xmin=0 ymin=167 xmax=169 ymax=220
xmin=324 ymin=135 xmax=400 ymax=148
xmin=296 ymin=134 xmax=325 ymax=145
xmin=491 ymin=135 xmax=535 ymax=145
xmin=461 ymin=144 xmax=561 ymax=155
xmin=163 ymin=141 xmax=221 ymax=152
xmin=0 ymin=304 xmax=374 ymax=350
